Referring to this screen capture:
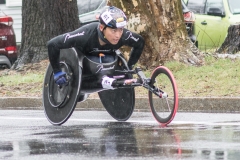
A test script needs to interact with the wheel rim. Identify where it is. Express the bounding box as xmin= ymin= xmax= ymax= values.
xmin=48 ymin=62 xmax=72 ymax=108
